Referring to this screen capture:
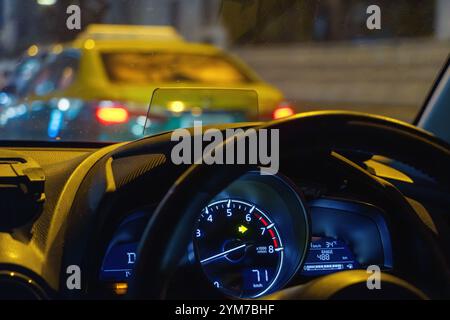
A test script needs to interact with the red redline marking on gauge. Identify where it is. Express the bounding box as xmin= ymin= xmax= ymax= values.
xmin=252 ymin=211 xmax=279 ymax=248
xmin=273 ymin=238 xmax=279 ymax=248
xmin=268 ymin=229 xmax=279 ymax=248
xmin=260 ymin=216 xmax=269 ymax=227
